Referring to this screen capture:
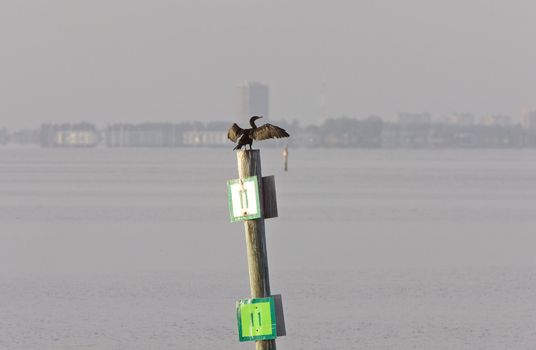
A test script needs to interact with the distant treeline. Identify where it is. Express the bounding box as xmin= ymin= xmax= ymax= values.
xmin=2 ymin=117 xmax=536 ymax=148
